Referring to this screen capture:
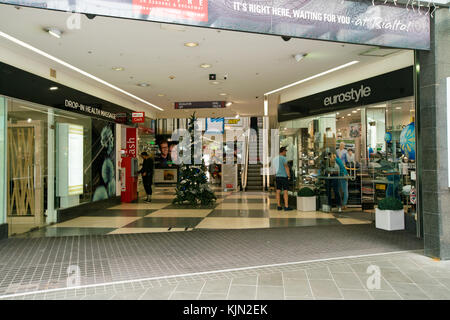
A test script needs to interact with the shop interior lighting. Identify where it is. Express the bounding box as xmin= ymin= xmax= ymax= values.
xmin=226 ymin=102 xmax=233 ymax=107
xmin=184 ymin=42 xmax=199 ymax=47
xmin=200 ymin=64 xmax=212 ymax=68
xmin=0 ymin=30 xmax=164 ymax=111
xmin=49 ymin=86 xmax=59 ymax=91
